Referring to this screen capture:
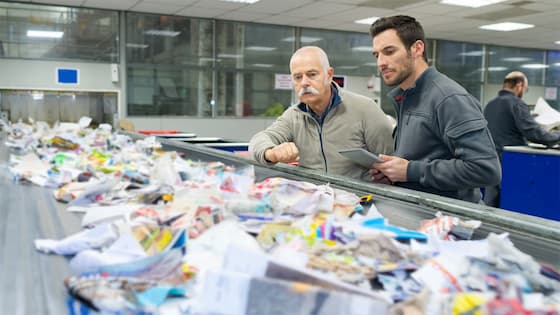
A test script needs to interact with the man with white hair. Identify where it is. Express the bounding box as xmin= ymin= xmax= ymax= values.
xmin=250 ymin=46 xmax=393 ymax=181
xmin=483 ymin=71 xmax=560 ymax=207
